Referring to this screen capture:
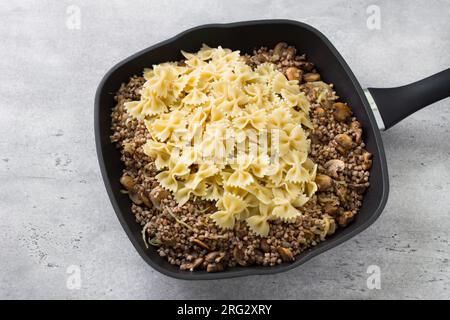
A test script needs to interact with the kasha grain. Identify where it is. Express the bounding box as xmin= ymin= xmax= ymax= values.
xmin=110 ymin=44 xmax=372 ymax=272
